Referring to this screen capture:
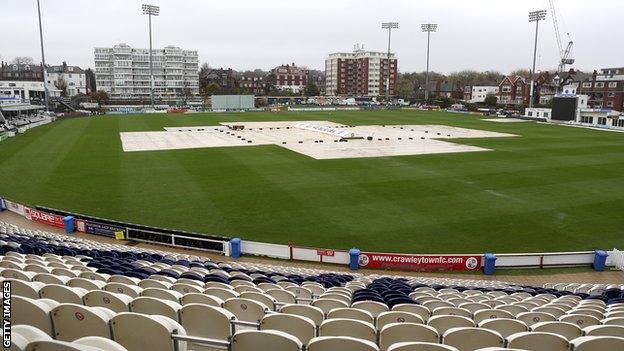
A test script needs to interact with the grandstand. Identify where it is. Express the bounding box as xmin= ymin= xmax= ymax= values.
xmin=2 ymin=220 xmax=624 ymax=351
